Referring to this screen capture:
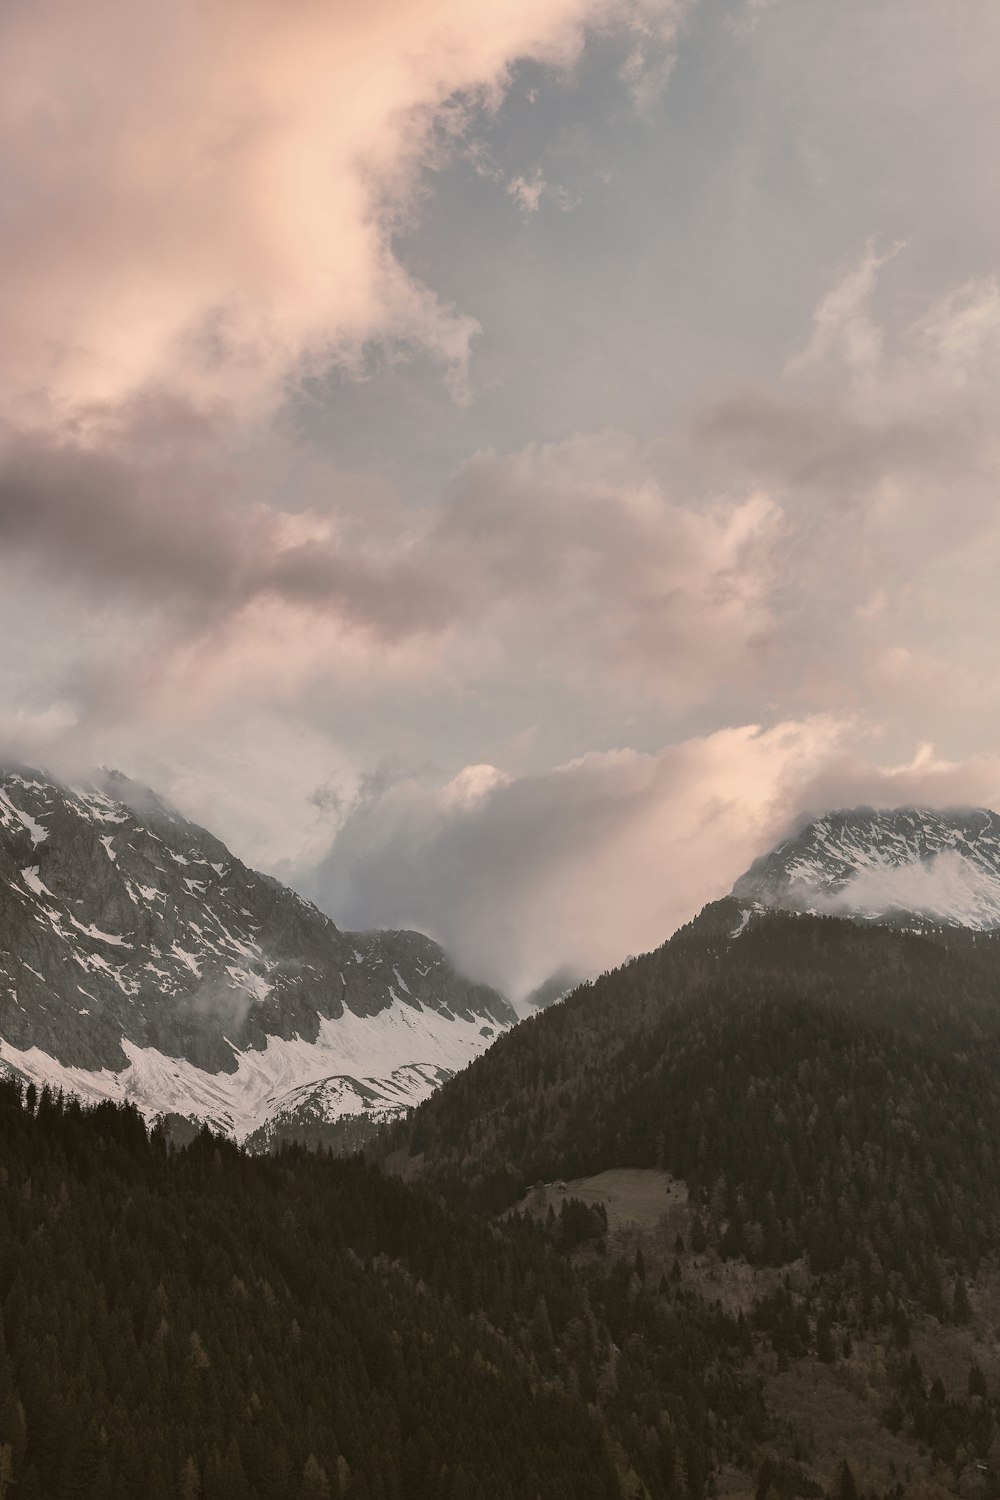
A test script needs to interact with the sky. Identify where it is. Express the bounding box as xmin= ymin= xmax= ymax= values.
xmin=4 ymin=0 xmax=1000 ymax=997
